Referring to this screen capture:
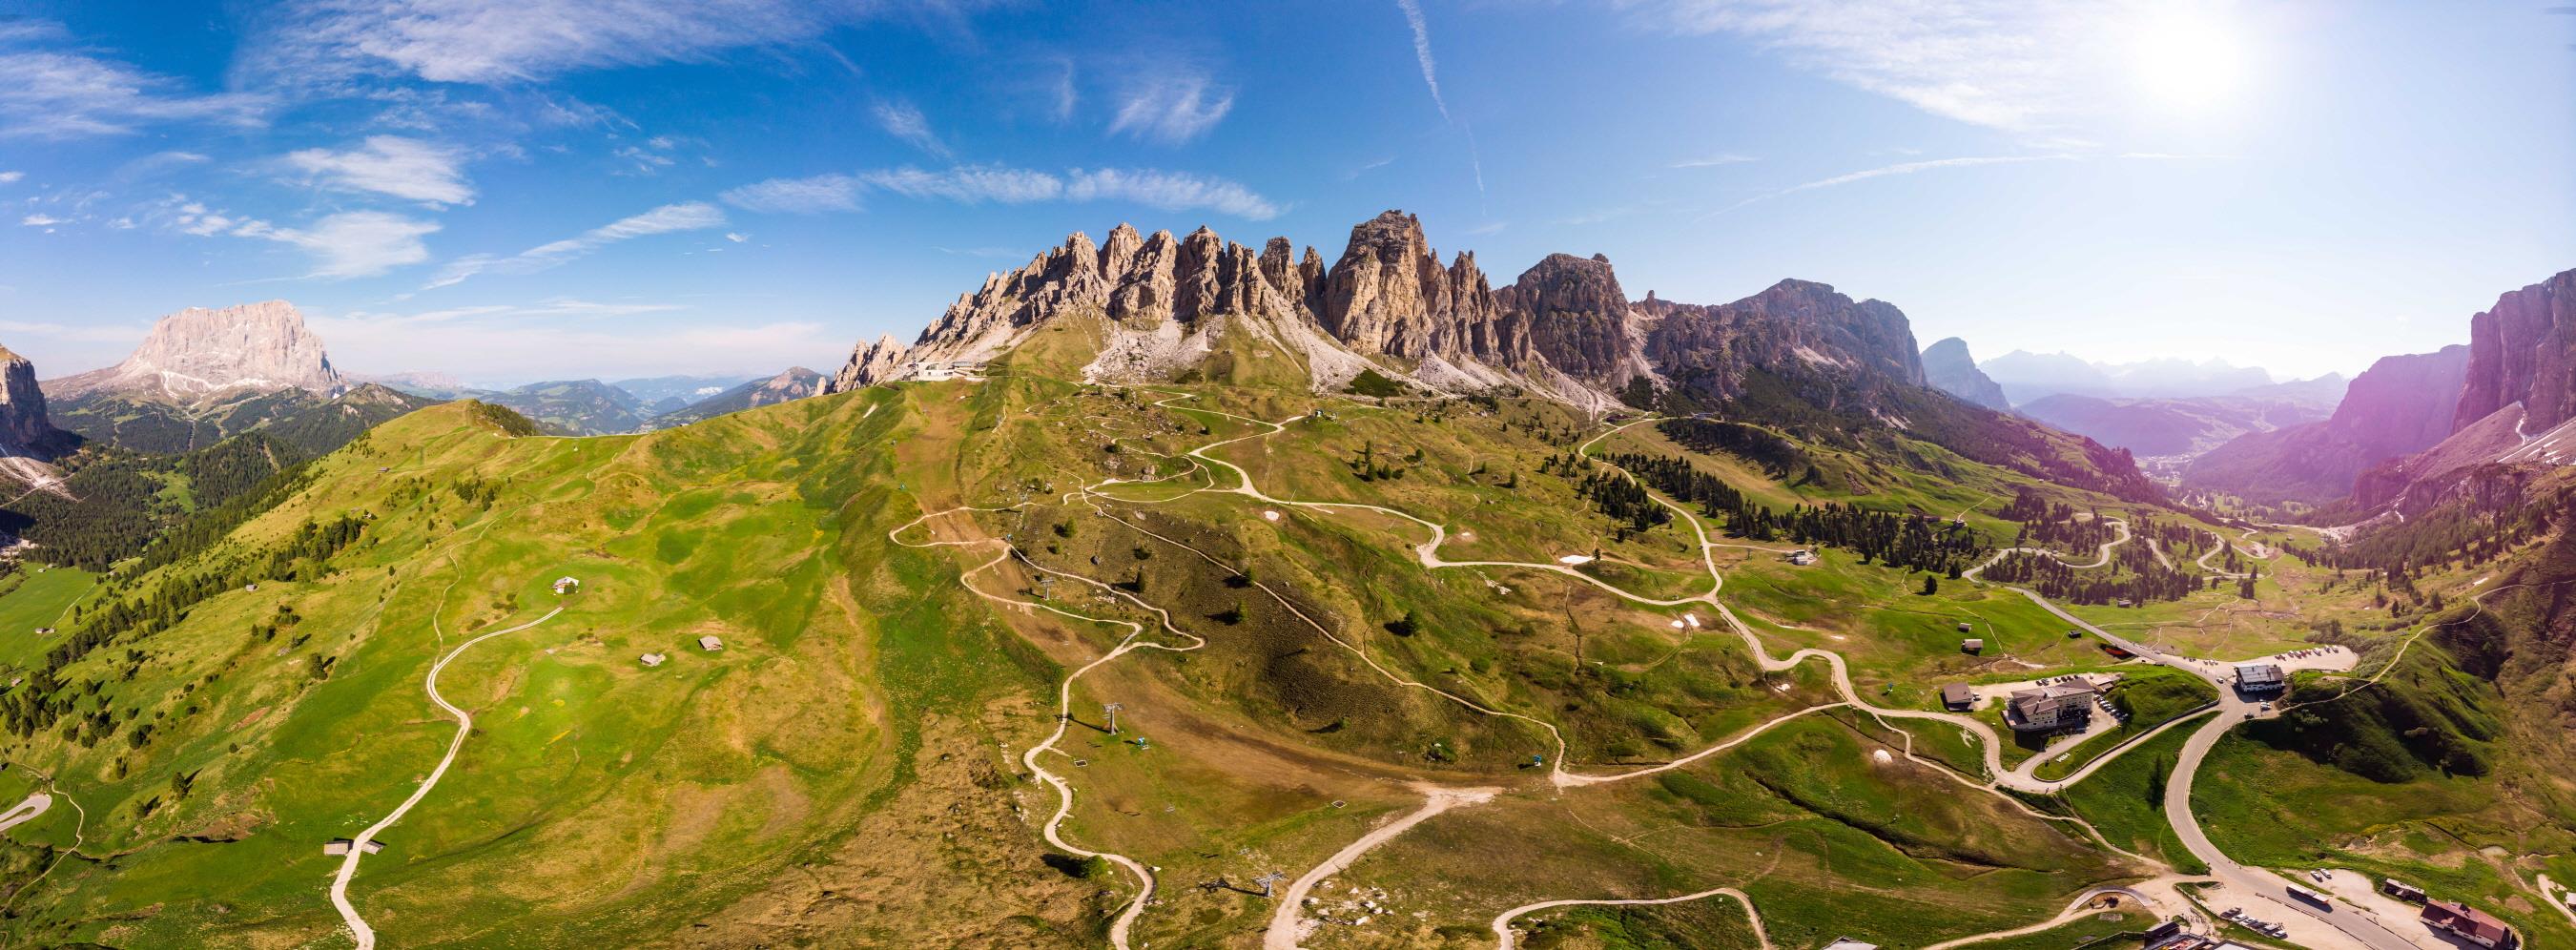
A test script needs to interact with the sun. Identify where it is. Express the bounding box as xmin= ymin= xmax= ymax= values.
xmin=2130 ymin=6 xmax=2250 ymax=115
